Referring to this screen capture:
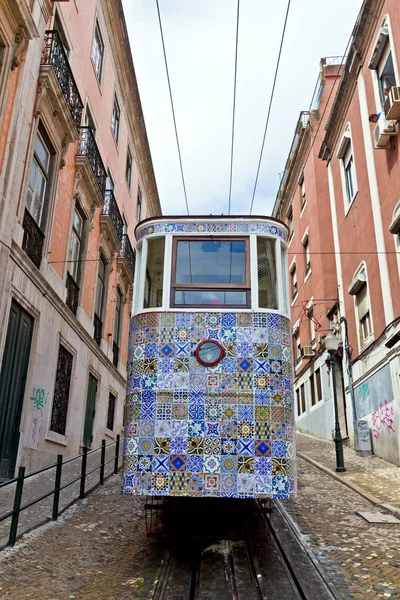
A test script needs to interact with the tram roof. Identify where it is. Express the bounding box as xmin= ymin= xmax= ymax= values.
xmin=134 ymin=215 xmax=288 ymax=239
